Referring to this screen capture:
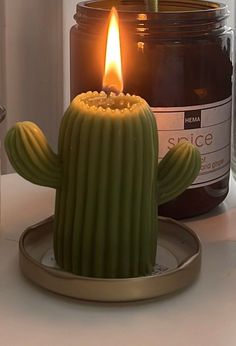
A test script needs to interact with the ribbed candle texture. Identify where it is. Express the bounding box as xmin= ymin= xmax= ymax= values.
xmin=54 ymin=91 xmax=158 ymax=278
